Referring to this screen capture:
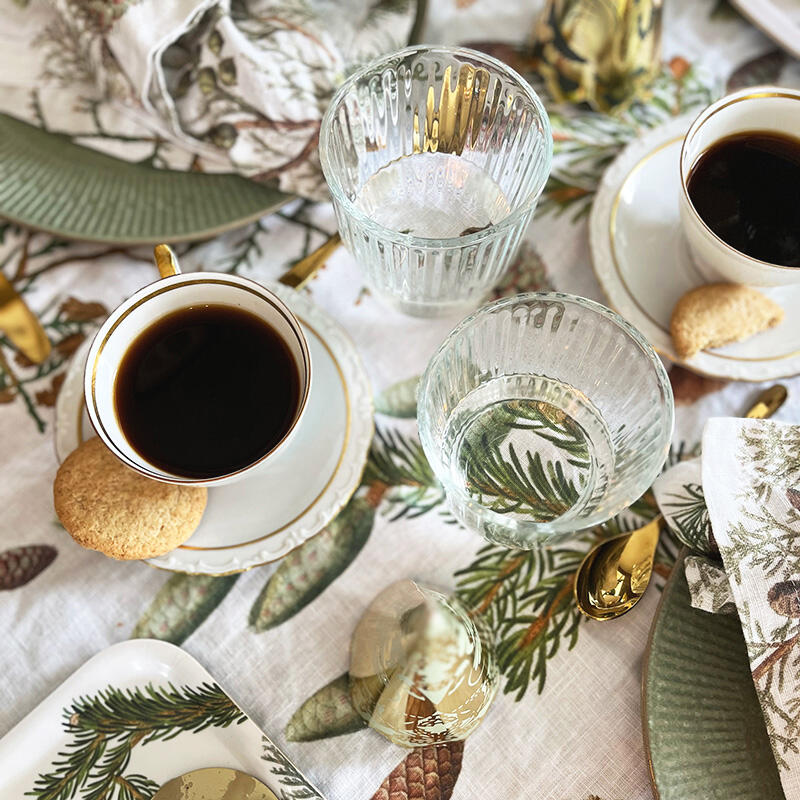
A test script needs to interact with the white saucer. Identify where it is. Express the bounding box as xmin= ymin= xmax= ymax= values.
xmin=55 ymin=283 xmax=373 ymax=575
xmin=589 ymin=114 xmax=800 ymax=382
